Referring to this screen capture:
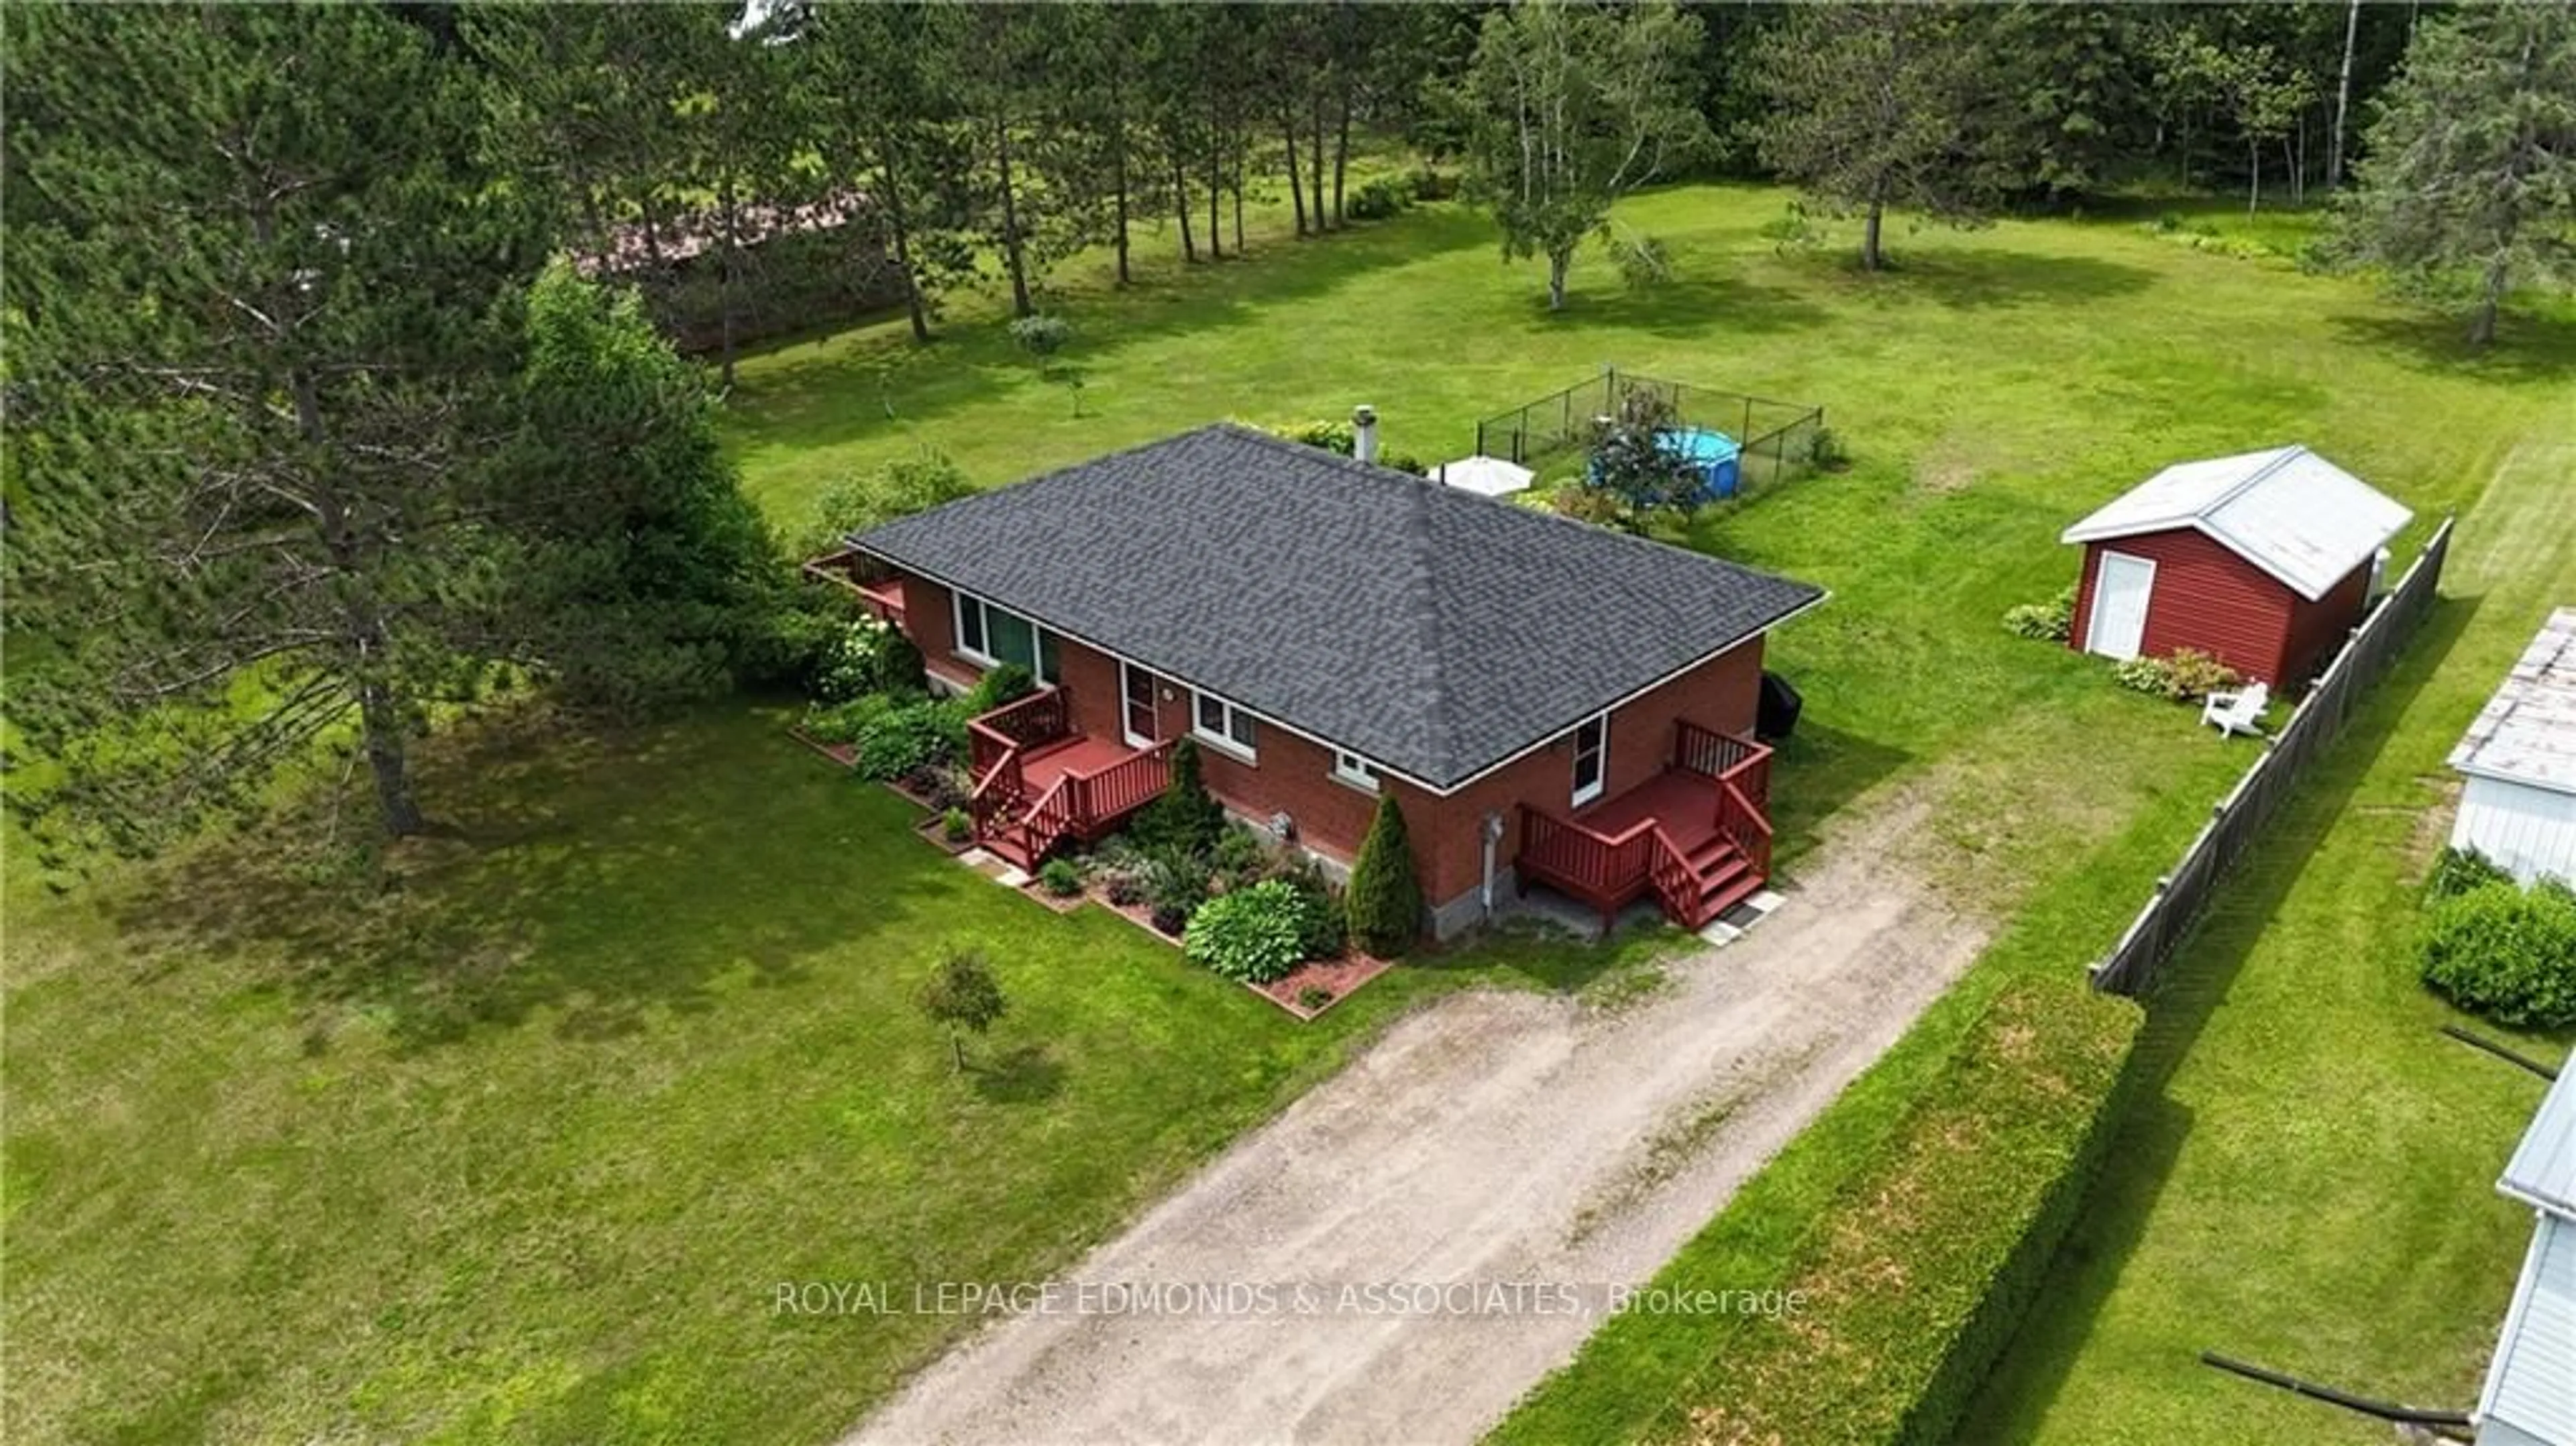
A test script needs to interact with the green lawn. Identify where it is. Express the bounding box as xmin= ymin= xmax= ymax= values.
xmin=1 ymin=710 xmax=1648 ymax=1445
xmin=9 ymin=181 xmax=2572 ymax=1445
xmin=1964 ymin=437 xmax=2576 ymax=1444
